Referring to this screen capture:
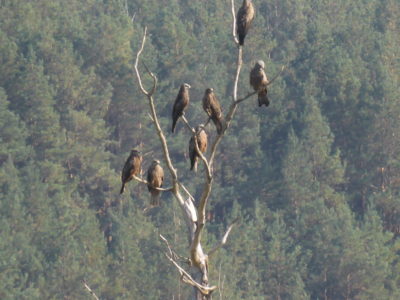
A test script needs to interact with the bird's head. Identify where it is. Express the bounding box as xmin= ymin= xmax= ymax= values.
xmin=255 ymin=60 xmax=265 ymax=69
xmin=153 ymin=159 xmax=161 ymax=165
xmin=131 ymin=149 xmax=140 ymax=155
xmin=196 ymin=124 xmax=206 ymax=132
xmin=205 ymin=88 xmax=214 ymax=94
xmin=183 ymin=83 xmax=191 ymax=89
